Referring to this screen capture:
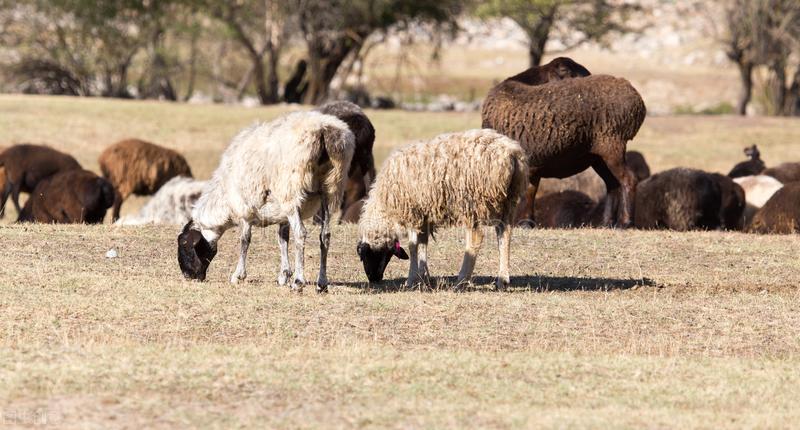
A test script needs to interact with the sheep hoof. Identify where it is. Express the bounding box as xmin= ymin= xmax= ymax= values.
xmin=278 ymin=270 xmax=292 ymax=286
xmin=230 ymin=273 xmax=245 ymax=284
xmin=291 ymin=277 xmax=306 ymax=292
xmin=316 ymin=284 xmax=328 ymax=294
xmin=494 ymin=277 xmax=510 ymax=291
